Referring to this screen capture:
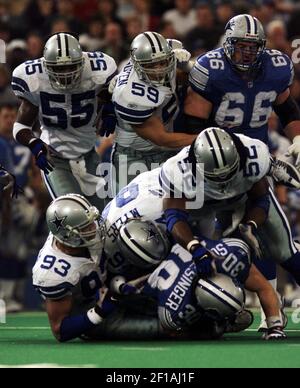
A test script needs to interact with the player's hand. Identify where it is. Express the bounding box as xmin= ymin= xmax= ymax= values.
xmin=287 ymin=135 xmax=300 ymax=169
xmin=95 ymin=102 xmax=117 ymax=137
xmin=263 ymin=327 xmax=287 ymax=341
xmin=96 ymin=288 xmax=118 ymax=318
xmin=28 ymin=138 xmax=54 ymax=175
xmin=173 ymin=48 xmax=191 ymax=64
xmin=0 ymin=170 xmax=23 ymax=198
xmin=192 ymin=246 xmax=213 ymax=277
xmin=239 ymin=223 xmax=263 ymax=259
